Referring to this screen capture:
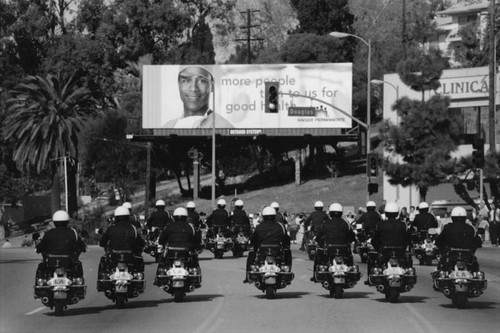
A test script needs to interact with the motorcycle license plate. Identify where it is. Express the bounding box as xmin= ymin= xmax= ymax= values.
xmin=115 ymin=285 xmax=128 ymax=293
xmin=454 ymin=271 xmax=472 ymax=279
xmin=51 ymin=278 xmax=69 ymax=286
xmin=334 ymin=277 xmax=345 ymax=284
xmin=173 ymin=280 xmax=185 ymax=288
xmin=53 ymin=291 xmax=67 ymax=299
xmin=265 ymin=277 xmax=276 ymax=285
